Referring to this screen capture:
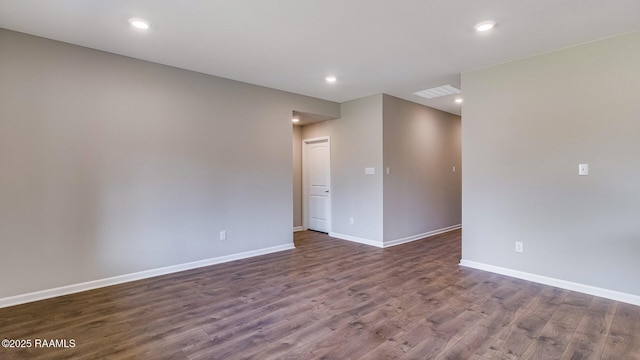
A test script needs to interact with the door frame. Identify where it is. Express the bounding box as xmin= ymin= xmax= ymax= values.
xmin=302 ymin=136 xmax=331 ymax=232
